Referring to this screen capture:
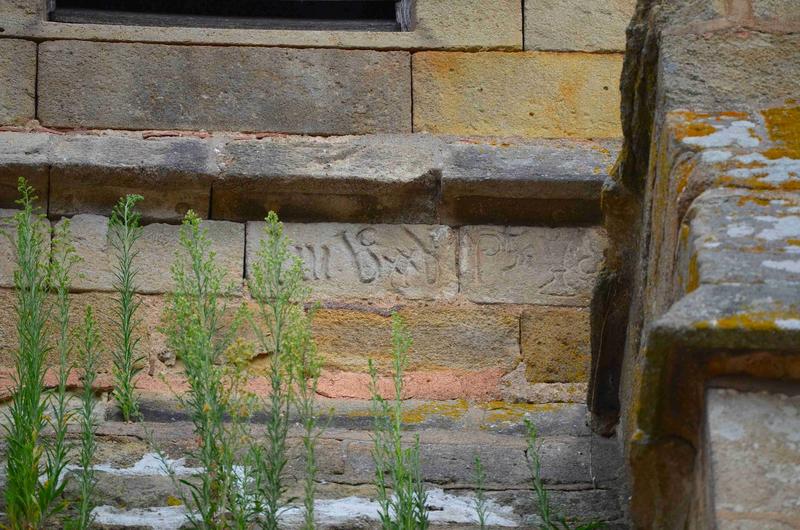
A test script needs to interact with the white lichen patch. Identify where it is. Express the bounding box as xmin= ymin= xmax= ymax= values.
xmin=726 ymin=223 xmax=755 ymax=237
xmin=701 ymin=149 xmax=733 ymax=163
xmin=776 ymin=318 xmax=800 ymax=330
xmin=683 ymin=120 xmax=760 ymax=149
xmin=91 ymin=489 xmax=520 ymax=529
xmin=727 ymin=153 xmax=800 ymax=185
xmin=755 ymin=215 xmax=800 ymax=241
xmin=762 ymin=260 xmax=800 ymax=274
xmin=93 ymin=506 xmax=188 ymax=530
xmin=76 ymin=453 xmax=202 ymax=477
